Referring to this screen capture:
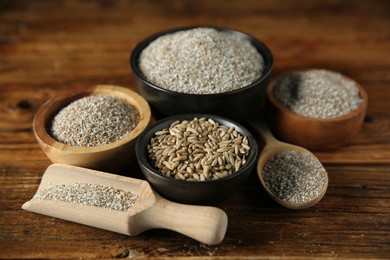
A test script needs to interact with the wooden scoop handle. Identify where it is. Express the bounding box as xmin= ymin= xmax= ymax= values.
xmin=135 ymin=195 xmax=228 ymax=245
xmin=249 ymin=118 xmax=279 ymax=146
